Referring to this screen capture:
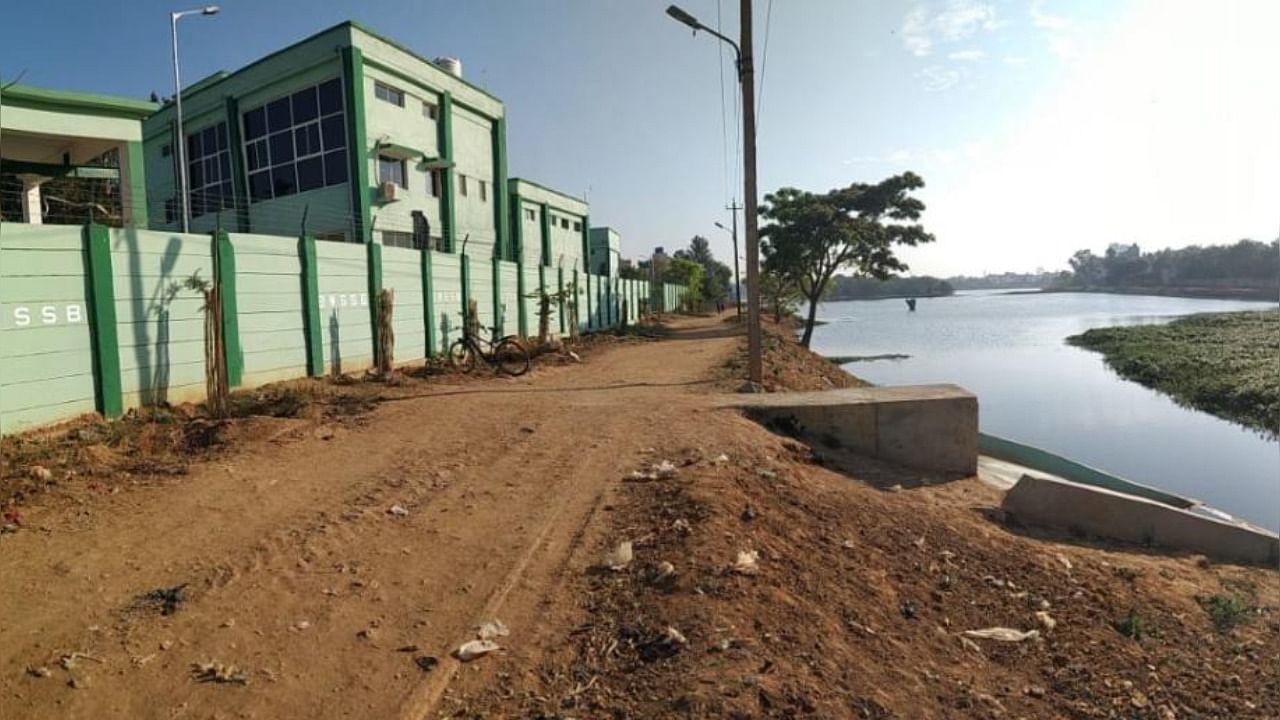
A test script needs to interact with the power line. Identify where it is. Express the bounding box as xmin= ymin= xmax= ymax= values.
xmin=716 ymin=0 xmax=731 ymax=207
xmin=757 ymin=0 xmax=774 ymax=127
